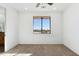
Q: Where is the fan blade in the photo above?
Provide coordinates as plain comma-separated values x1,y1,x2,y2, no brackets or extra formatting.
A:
48,3,53,6
36,3,40,7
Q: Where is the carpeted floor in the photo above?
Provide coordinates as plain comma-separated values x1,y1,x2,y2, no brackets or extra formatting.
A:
0,44,78,56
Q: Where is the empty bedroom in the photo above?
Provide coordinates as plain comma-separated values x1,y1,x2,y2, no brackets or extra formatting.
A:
0,3,79,56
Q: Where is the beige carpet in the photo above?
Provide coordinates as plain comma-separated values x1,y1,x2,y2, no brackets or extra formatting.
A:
0,44,78,56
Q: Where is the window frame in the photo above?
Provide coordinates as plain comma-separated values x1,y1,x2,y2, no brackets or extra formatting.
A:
33,16,51,34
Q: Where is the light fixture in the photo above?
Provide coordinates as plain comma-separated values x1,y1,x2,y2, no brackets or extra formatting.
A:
36,3,53,8
24,8,28,10
53,6,57,10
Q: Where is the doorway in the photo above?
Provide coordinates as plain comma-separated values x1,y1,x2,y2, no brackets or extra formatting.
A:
0,6,6,53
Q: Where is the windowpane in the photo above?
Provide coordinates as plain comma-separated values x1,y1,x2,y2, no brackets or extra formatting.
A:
42,18,51,34
33,16,51,34
42,19,50,30
33,18,41,33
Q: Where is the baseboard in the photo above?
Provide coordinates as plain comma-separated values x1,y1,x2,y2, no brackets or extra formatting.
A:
64,44,79,56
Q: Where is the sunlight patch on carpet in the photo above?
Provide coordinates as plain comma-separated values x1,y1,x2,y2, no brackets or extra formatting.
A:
0,53,32,56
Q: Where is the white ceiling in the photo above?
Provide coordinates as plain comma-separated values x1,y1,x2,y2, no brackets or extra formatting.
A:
2,3,71,12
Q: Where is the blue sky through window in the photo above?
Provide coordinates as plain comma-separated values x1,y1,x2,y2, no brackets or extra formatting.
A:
33,18,41,30
42,19,50,30
33,18,50,30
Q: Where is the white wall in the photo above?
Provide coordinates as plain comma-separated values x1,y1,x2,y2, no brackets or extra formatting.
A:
19,11,62,44
63,4,79,55
0,4,19,52
5,7,18,51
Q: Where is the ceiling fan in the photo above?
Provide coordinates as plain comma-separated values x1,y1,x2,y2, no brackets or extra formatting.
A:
36,3,53,8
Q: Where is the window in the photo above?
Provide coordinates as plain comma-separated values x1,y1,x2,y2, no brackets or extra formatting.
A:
33,16,51,34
